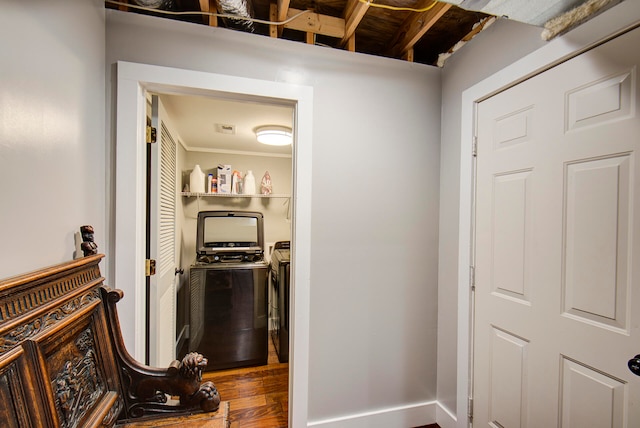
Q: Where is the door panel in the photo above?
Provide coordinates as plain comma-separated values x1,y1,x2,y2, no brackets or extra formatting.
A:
489,327,529,428
563,155,630,329
149,95,178,367
560,357,626,428
474,26,640,428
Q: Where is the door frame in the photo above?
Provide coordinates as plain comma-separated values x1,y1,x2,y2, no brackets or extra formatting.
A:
114,61,313,427
456,3,640,427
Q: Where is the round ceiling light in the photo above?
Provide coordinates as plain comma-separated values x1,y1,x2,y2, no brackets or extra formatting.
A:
255,125,292,146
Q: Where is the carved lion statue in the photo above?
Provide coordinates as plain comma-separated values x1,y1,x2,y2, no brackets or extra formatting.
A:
135,351,220,413
177,352,220,412
179,352,207,381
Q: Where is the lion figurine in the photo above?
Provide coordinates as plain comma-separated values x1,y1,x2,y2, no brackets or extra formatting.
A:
134,351,220,413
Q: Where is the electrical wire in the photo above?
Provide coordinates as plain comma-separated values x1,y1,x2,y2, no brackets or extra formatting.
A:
358,0,439,13
104,0,310,25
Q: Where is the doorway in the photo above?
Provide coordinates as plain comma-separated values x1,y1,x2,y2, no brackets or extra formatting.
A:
114,61,313,427
148,92,294,368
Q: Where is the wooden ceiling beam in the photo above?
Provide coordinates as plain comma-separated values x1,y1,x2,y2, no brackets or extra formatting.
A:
199,0,218,27
345,35,356,52
277,0,291,22
340,0,370,47
284,8,345,39
276,0,291,37
269,2,278,37
386,0,451,59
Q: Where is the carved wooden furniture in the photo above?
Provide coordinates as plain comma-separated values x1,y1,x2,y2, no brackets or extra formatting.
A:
0,254,229,427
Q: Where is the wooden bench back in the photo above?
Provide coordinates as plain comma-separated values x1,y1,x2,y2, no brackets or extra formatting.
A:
0,254,221,427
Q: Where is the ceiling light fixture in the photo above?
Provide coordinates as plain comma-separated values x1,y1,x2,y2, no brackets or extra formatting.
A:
255,125,292,146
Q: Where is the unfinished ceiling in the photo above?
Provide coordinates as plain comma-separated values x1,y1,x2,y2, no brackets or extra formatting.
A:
105,0,618,66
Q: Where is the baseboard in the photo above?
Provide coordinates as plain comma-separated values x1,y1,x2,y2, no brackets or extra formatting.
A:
435,402,457,428
307,401,437,428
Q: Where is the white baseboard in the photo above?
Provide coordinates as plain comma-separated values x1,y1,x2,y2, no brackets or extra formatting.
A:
307,401,437,428
435,402,457,428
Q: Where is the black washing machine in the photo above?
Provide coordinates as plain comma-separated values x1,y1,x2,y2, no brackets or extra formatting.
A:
189,261,268,371
188,211,268,371
270,241,290,363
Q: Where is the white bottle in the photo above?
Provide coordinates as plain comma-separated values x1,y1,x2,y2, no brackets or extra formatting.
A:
189,164,205,193
243,170,256,195
207,174,213,193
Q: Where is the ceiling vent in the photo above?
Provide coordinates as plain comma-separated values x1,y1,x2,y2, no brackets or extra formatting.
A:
216,124,236,135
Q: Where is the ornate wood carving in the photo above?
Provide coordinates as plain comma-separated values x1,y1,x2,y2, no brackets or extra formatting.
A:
0,252,224,427
101,287,221,420
80,225,98,257
53,329,105,428
0,289,100,355
0,263,102,325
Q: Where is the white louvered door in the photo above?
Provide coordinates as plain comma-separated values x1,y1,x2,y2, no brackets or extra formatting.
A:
473,26,640,427
149,95,178,367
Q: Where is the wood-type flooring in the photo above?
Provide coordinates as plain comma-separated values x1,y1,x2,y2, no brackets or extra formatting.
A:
203,339,289,428
202,340,440,428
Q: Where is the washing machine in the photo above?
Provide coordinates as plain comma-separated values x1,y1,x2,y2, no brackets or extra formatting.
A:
188,211,268,371
270,241,290,363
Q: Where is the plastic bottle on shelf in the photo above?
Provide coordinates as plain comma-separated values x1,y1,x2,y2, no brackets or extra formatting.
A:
189,164,205,193
207,174,213,193
244,170,256,195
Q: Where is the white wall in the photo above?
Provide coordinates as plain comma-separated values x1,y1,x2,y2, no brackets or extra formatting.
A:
106,11,442,426
0,0,105,278
436,19,546,417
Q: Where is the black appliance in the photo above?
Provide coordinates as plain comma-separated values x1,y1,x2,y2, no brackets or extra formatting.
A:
270,241,290,363
189,211,268,371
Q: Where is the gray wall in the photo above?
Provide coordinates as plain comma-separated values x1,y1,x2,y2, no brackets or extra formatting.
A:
0,0,105,278
105,11,442,423
436,18,553,416
4,1,634,426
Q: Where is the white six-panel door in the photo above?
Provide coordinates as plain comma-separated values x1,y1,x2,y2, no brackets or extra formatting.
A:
473,26,640,427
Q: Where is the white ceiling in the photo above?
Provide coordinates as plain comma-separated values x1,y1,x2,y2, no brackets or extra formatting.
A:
159,93,294,156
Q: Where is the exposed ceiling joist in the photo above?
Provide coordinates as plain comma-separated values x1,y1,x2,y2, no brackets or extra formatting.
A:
199,0,218,25
285,8,346,38
341,0,370,46
107,0,611,67
387,0,452,58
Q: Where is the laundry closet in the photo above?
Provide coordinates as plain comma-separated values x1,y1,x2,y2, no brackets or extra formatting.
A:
149,93,293,370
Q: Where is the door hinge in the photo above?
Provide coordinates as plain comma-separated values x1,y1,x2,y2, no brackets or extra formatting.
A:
146,126,157,144
470,265,476,291
468,397,474,422
145,259,156,276
472,136,478,157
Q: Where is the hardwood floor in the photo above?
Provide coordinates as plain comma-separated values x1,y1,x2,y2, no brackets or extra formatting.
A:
201,340,439,428
203,339,289,428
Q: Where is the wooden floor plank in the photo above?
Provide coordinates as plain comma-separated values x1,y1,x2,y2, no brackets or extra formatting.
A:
203,339,289,426
228,395,267,411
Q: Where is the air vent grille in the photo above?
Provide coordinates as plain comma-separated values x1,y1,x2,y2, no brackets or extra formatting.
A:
216,124,236,135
